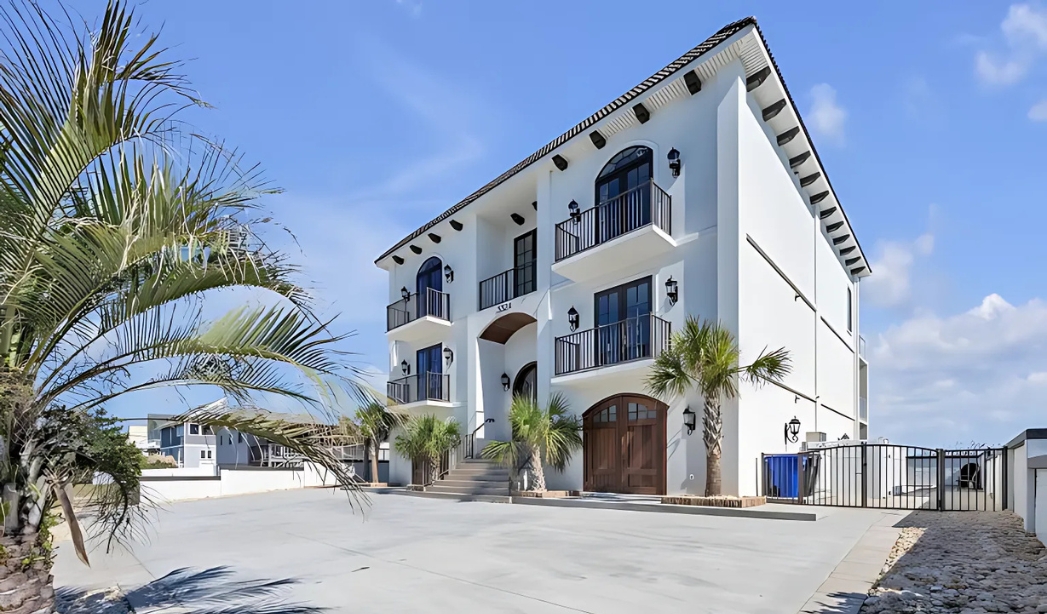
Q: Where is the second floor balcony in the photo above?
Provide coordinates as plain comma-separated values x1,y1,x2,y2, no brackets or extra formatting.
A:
554,314,671,378
387,372,452,408
553,181,674,282
386,287,451,338
478,262,537,311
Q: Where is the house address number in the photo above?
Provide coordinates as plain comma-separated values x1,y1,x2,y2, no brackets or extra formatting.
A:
497,302,512,312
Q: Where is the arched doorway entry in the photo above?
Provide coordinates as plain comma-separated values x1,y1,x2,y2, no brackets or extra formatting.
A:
513,362,537,402
583,393,666,495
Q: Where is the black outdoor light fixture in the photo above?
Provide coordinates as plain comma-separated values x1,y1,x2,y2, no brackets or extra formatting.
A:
401,360,410,376
568,200,580,221
443,347,453,366
400,286,410,301
444,264,454,283
567,306,579,331
785,416,801,444
682,406,696,435
665,276,678,305
501,373,511,391
667,148,681,177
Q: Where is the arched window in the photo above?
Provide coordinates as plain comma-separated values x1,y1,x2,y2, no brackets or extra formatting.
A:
595,147,653,239
512,362,538,402
416,256,442,297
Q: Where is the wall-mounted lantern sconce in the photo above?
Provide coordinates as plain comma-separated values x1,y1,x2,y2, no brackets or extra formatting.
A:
567,307,579,331
401,360,410,376
568,200,580,222
400,286,410,301
784,416,801,444
443,347,453,366
682,406,696,435
444,264,454,283
501,373,511,391
665,276,678,306
667,148,681,177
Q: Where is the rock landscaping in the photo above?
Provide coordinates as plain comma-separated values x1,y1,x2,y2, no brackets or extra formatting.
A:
661,495,766,508
861,511,1047,614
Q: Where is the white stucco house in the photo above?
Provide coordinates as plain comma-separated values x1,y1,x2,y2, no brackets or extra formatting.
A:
375,17,871,497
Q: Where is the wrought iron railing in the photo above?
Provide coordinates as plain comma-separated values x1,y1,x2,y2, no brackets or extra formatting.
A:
555,181,671,261
387,372,450,405
478,262,537,310
554,314,671,376
386,287,451,331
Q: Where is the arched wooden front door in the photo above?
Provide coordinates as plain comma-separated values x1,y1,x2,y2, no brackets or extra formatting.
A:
583,394,666,495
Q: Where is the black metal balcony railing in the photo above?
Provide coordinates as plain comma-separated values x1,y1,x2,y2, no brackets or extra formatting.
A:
387,372,450,405
386,287,451,331
554,314,671,376
478,262,537,310
555,181,672,262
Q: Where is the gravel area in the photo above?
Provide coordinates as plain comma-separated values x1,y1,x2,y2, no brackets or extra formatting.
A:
861,511,1047,613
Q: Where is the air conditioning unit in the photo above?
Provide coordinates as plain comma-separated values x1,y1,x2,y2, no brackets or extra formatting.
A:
805,431,827,443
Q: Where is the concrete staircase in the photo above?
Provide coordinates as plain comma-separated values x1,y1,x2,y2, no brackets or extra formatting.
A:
409,459,512,503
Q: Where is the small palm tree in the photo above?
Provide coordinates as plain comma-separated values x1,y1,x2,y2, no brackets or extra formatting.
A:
354,402,404,485
482,393,582,492
393,415,460,485
646,316,791,496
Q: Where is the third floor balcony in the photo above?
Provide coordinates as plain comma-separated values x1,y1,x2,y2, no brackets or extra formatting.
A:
386,287,451,340
553,181,674,282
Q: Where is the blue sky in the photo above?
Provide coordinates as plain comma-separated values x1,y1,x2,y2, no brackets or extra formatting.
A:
88,1,1047,447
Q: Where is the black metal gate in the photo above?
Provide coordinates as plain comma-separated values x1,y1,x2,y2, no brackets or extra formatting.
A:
761,443,1008,511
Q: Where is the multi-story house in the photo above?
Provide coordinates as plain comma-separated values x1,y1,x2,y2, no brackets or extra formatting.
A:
154,413,217,469
374,17,871,497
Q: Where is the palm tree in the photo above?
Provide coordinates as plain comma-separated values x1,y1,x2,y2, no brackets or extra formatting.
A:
481,393,582,492
0,2,368,609
393,415,460,486
646,317,791,496
354,402,404,485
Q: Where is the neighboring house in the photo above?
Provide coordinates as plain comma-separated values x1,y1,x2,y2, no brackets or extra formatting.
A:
127,424,160,455
156,414,218,469
374,18,871,497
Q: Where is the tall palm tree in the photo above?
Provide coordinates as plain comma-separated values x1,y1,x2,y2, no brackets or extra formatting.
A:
393,414,460,486
646,317,791,496
0,2,367,610
354,402,404,485
481,393,582,492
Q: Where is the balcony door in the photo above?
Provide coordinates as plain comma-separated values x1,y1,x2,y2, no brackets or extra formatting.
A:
595,146,652,242
514,230,536,298
416,344,443,401
416,257,443,318
595,277,651,366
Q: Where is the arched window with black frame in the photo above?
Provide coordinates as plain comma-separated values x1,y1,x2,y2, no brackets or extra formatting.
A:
416,256,443,318
595,146,653,243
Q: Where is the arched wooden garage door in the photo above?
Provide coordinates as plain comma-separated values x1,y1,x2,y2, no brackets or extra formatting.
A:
583,394,666,495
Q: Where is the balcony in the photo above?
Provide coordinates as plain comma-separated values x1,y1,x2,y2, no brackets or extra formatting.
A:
553,181,674,282
554,314,671,378
387,372,452,410
478,262,537,311
386,288,451,340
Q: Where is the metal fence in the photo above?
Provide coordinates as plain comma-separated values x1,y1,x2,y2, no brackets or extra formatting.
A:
762,443,1007,511
554,181,672,261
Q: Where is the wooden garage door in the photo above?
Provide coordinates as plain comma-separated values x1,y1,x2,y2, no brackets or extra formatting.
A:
583,394,666,495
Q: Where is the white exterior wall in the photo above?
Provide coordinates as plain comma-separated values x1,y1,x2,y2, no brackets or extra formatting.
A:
379,47,866,497
141,463,339,504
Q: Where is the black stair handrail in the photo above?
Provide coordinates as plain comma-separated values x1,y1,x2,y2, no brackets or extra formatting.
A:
435,418,496,482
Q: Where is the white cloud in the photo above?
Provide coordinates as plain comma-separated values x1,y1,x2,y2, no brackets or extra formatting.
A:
1029,98,1047,120
862,233,934,308
807,83,846,144
974,3,1047,86
871,294,1047,446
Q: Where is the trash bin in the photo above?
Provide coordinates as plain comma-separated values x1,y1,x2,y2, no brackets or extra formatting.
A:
764,454,800,498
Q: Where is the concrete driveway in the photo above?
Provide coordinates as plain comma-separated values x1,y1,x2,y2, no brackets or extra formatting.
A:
54,489,897,614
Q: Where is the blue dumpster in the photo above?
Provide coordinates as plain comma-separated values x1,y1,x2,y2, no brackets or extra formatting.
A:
764,454,801,498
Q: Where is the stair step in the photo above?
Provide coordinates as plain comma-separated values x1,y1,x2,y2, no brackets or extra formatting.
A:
435,479,507,489
396,490,512,504
426,484,509,495
445,468,509,477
